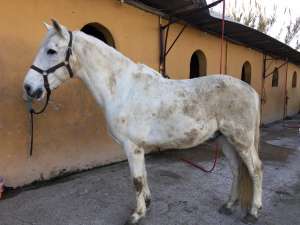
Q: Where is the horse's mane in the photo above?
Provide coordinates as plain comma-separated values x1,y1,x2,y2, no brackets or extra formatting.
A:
76,31,133,64
76,31,163,79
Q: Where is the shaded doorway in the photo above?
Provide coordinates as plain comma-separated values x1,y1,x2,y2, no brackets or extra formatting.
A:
81,23,115,48
241,61,251,84
190,50,207,79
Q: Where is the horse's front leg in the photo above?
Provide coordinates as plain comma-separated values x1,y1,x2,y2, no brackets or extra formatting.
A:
123,141,151,225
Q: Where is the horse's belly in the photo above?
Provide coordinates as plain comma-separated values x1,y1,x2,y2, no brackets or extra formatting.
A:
140,119,218,150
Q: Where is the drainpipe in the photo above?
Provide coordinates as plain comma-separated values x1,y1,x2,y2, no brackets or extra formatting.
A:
159,17,166,75
159,17,185,78
283,59,289,119
260,54,267,125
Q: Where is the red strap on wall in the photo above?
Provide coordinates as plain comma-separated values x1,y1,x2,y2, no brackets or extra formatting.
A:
219,0,226,74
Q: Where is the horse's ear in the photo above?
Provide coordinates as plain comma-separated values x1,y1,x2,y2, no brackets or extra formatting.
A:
51,19,62,33
51,19,68,39
43,22,52,31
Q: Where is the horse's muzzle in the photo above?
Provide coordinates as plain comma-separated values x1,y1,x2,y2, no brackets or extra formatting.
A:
24,84,43,99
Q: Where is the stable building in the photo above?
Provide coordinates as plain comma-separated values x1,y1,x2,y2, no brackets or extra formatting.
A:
0,0,299,187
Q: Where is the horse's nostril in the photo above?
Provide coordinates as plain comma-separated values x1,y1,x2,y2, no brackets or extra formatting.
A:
24,85,43,99
35,88,43,99
24,84,31,95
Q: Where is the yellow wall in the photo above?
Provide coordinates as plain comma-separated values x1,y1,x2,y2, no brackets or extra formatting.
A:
261,59,300,123
166,24,223,77
262,59,286,122
287,64,300,116
226,42,263,95
0,0,299,187
0,0,159,187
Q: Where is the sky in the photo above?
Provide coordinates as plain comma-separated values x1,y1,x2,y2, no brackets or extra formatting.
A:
206,0,300,50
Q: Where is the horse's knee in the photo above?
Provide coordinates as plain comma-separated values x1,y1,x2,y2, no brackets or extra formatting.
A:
133,177,144,195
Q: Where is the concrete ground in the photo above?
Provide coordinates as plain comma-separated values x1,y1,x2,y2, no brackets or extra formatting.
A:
1,115,300,225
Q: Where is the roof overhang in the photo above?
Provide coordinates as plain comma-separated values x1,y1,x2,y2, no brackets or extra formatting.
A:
126,0,300,65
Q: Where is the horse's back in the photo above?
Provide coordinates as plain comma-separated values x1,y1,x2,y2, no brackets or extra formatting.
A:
163,74,259,111
186,74,260,111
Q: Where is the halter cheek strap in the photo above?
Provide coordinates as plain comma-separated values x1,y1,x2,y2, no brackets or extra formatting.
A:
28,30,74,156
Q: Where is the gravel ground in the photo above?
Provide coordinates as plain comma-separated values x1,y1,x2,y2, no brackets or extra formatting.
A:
0,115,299,225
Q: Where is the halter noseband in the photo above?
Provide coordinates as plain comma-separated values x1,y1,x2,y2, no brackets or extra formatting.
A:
29,30,74,114
27,30,74,157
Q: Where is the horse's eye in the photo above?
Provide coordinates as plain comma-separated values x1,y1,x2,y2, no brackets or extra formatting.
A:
47,49,57,55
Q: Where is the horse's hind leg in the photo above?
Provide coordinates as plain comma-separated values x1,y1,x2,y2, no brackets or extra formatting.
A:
123,141,151,225
218,136,239,215
238,145,263,223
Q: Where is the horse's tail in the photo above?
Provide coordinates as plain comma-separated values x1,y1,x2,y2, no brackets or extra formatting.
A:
238,98,260,209
238,161,253,209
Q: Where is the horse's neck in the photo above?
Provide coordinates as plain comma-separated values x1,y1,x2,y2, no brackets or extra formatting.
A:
73,31,135,108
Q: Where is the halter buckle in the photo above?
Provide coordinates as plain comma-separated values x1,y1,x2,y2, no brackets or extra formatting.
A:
43,71,47,76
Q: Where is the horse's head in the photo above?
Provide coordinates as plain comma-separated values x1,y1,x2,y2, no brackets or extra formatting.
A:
23,20,74,100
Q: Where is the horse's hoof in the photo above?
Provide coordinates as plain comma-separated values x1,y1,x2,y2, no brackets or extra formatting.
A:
145,198,151,208
124,214,143,225
124,221,138,225
218,204,233,215
242,213,258,224
124,218,139,225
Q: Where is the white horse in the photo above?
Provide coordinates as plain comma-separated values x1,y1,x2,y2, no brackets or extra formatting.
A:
23,20,263,225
